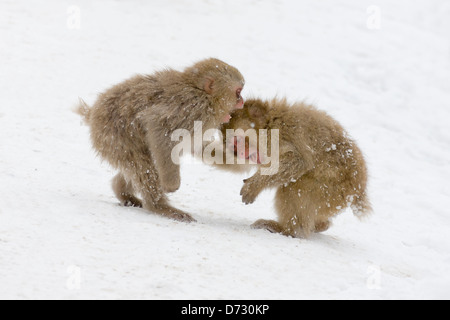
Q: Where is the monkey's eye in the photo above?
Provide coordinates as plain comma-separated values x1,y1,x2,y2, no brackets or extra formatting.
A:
236,88,242,99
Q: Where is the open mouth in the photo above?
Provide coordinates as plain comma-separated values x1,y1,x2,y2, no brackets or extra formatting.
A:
233,137,261,164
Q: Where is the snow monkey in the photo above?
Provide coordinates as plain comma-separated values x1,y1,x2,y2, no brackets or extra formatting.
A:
221,98,372,238
76,58,245,223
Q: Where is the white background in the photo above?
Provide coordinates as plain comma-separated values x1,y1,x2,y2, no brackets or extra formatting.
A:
1,0,449,299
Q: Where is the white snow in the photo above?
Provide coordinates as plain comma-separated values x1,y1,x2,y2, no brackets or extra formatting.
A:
1,0,450,300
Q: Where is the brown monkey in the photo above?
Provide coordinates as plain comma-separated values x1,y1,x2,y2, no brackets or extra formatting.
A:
76,58,245,222
221,98,371,238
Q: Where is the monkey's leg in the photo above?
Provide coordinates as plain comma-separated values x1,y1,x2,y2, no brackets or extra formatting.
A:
158,162,181,194
112,173,143,208
145,122,181,193
249,185,306,238
150,201,196,223
131,161,196,223
274,186,317,238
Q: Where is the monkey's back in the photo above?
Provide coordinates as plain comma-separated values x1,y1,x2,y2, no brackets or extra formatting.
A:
271,100,370,217
86,75,163,169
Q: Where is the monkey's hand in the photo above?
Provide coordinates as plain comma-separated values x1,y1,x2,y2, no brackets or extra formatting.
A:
240,176,263,205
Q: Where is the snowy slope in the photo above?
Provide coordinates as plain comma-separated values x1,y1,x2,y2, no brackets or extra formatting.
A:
1,0,450,299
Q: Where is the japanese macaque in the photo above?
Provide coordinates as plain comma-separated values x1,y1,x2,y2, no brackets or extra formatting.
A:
221,98,371,238
76,58,245,222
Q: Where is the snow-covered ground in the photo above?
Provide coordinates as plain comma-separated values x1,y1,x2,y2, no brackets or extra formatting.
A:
1,0,450,300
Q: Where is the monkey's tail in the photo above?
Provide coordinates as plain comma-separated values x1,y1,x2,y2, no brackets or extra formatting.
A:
351,193,373,220
73,98,91,124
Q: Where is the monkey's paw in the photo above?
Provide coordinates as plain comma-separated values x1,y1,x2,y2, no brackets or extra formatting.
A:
251,219,284,234
171,212,196,223
240,179,261,205
123,197,143,208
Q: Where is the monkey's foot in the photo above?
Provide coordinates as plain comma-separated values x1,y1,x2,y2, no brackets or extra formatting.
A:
153,205,196,223
251,219,284,234
167,211,196,223
122,197,143,208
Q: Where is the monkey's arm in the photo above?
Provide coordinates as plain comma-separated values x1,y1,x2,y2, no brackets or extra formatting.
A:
240,150,313,205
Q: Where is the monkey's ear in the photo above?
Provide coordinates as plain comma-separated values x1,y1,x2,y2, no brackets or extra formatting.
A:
204,77,215,94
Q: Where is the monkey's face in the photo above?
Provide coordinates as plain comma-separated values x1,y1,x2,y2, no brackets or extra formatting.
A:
211,80,245,124
227,134,261,164
221,99,270,164
192,58,245,125
186,58,245,125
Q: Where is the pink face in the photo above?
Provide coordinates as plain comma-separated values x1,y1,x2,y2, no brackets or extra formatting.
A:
228,136,261,164
222,87,244,123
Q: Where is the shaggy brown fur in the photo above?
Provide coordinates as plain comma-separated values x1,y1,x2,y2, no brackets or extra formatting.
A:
76,58,245,222
222,98,372,238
